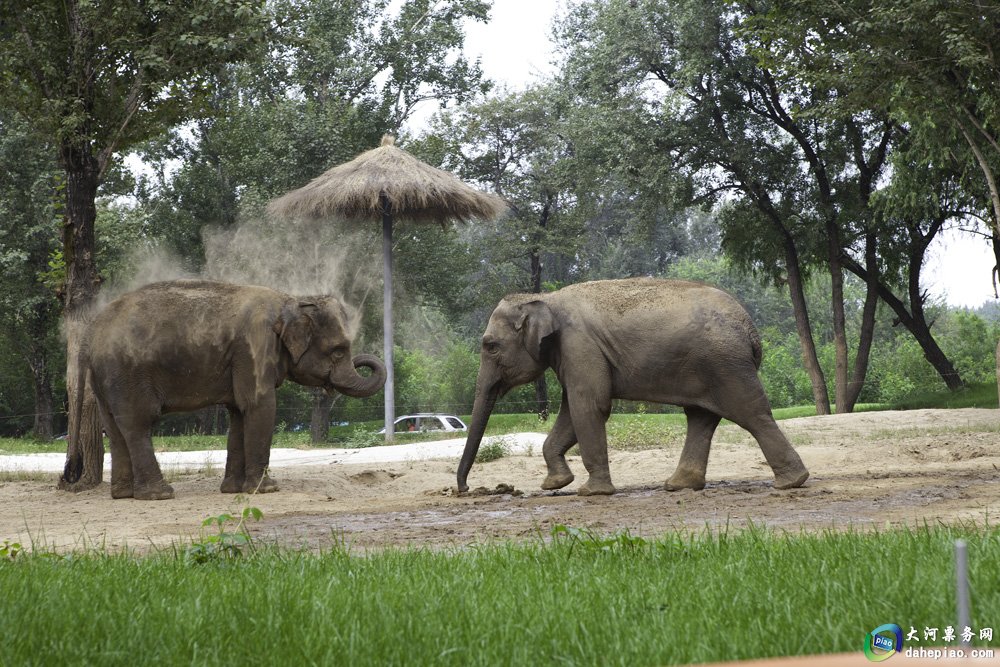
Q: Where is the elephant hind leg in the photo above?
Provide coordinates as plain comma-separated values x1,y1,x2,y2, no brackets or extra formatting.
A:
113,408,174,500
99,402,134,499
666,406,721,491
714,369,809,490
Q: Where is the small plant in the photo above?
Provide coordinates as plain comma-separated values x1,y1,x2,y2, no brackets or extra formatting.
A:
184,500,263,565
345,429,383,449
550,524,649,557
0,539,22,561
475,437,511,463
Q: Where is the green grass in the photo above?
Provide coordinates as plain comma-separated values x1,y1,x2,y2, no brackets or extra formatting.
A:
1,524,998,665
893,381,997,410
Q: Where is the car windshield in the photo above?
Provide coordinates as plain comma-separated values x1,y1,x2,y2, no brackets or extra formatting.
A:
446,418,464,428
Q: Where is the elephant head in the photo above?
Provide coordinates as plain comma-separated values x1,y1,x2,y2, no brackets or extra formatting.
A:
457,298,556,491
275,296,386,398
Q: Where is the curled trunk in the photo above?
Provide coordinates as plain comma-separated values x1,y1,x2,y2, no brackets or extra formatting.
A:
331,354,386,398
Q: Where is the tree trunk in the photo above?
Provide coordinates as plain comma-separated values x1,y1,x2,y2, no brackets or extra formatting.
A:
827,225,851,413
310,389,335,444
843,232,880,412
27,344,55,440
783,240,831,415
529,200,551,421
842,255,964,391
57,144,105,492
530,249,549,420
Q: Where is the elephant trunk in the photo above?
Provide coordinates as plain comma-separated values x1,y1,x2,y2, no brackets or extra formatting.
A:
331,354,387,398
457,378,501,493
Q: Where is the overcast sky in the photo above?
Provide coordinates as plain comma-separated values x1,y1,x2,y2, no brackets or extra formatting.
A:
452,1,994,309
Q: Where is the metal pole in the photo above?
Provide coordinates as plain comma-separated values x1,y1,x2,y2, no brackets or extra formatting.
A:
382,205,395,442
956,539,970,648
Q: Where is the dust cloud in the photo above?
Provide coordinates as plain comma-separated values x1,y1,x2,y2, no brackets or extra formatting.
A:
103,217,381,338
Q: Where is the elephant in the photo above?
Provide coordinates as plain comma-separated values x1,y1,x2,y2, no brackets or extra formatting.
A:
457,278,809,496
70,280,386,500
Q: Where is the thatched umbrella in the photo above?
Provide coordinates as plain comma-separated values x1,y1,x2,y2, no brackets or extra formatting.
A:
268,135,507,439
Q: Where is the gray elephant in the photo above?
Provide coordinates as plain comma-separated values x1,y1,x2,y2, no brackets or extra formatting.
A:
70,280,386,500
457,278,809,495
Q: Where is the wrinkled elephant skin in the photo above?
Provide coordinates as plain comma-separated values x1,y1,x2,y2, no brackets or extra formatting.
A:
78,280,386,499
457,278,809,496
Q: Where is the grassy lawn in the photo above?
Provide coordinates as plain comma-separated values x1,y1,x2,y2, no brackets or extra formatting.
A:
1,524,997,665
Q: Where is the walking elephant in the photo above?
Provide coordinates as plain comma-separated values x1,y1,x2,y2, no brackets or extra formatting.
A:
71,280,386,500
457,278,809,495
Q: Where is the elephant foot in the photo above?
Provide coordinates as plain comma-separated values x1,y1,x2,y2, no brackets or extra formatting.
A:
243,475,279,494
220,476,245,494
773,466,809,490
133,480,175,501
111,482,134,499
541,472,574,490
664,470,706,491
578,477,616,496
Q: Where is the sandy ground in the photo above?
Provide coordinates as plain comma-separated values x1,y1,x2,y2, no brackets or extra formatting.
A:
2,408,999,553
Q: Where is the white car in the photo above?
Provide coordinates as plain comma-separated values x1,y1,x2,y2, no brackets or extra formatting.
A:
379,414,468,434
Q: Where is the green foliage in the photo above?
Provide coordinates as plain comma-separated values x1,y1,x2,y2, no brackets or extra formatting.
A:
0,540,22,561
473,437,510,463
0,0,271,152
343,429,385,449
184,504,263,565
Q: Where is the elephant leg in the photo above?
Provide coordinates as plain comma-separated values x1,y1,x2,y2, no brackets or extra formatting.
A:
220,407,245,493
541,391,578,490
567,387,615,496
240,394,279,494
665,406,721,491
101,408,134,499
716,369,809,490
114,410,174,500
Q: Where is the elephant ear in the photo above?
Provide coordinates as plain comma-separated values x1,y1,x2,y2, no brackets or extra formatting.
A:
514,300,557,362
274,300,318,364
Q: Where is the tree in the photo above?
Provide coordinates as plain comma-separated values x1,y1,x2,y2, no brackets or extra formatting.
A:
0,112,63,439
758,0,1000,246
0,0,270,489
427,86,588,416
554,0,964,412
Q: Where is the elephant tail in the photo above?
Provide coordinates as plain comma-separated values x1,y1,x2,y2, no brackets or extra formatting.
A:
747,319,763,370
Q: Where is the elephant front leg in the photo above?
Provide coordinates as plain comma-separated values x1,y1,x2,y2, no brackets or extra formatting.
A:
240,395,279,494
567,387,616,496
541,392,577,490
221,407,246,493
665,406,721,491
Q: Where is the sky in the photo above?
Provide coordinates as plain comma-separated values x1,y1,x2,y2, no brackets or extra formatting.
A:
453,0,996,309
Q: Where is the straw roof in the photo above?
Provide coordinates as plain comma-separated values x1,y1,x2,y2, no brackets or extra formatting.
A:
267,135,508,225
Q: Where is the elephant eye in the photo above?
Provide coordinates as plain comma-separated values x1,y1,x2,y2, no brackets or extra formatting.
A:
330,347,347,360
484,341,500,354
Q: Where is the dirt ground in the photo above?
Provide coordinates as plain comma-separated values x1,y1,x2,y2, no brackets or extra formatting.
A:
2,408,1000,553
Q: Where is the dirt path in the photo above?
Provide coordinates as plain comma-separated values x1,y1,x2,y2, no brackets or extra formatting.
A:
2,408,998,553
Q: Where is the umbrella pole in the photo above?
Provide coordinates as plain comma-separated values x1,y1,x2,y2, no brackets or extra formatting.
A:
382,206,395,442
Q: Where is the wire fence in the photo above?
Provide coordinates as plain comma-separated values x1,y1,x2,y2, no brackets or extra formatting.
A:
0,398,569,438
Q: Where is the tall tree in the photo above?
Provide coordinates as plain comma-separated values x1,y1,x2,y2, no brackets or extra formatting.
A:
428,86,587,416
554,0,964,412
0,0,269,490
758,0,1000,251
0,112,63,439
